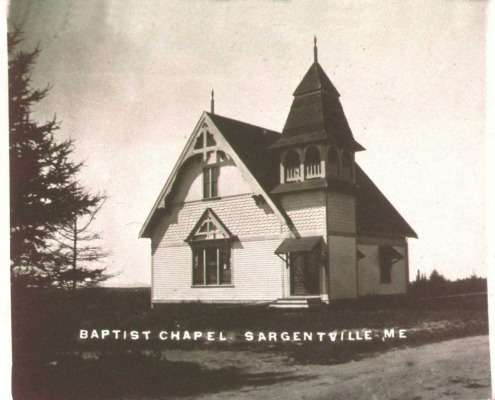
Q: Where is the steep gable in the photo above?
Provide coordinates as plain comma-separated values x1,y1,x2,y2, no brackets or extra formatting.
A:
185,208,235,242
139,112,291,238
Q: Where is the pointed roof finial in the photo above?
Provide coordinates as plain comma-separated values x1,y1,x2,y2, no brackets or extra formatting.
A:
314,36,318,63
211,89,215,114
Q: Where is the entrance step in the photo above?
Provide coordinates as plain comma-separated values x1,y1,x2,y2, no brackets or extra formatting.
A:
269,297,323,309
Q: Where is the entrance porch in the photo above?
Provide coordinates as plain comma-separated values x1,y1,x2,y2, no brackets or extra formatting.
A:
274,236,328,307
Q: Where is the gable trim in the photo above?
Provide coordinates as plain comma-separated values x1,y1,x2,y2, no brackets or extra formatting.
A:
139,113,210,238
140,112,293,238
185,208,234,242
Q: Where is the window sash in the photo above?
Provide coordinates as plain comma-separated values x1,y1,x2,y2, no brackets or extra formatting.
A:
192,249,204,285
203,167,219,199
379,246,393,284
380,264,392,284
211,167,219,197
192,244,231,286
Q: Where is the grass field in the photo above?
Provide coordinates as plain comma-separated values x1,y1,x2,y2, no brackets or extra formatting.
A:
11,287,489,399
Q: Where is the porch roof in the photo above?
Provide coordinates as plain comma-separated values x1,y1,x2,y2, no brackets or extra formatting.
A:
274,236,323,254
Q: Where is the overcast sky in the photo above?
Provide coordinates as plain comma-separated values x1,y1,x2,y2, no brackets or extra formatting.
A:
8,0,487,284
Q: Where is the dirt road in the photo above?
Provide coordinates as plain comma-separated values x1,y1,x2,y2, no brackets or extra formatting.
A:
167,335,491,400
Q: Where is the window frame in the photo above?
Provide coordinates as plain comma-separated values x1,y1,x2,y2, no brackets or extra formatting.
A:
203,166,219,199
378,245,402,284
379,254,392,284
187,208,234,287
304,146,322,179
191,241,233,287
284,150,301,182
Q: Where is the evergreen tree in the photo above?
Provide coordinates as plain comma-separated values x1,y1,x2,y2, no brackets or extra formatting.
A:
47,198,112,290
9,29,102,284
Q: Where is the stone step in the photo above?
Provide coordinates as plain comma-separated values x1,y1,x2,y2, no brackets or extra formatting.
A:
270,303,310,309
269,297,323,308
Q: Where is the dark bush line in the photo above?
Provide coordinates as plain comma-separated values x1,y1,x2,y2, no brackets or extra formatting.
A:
409,269,487,298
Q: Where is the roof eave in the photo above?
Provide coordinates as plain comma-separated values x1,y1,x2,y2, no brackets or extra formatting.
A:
357,228,418,239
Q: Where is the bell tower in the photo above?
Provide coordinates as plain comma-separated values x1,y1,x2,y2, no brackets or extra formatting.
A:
271,37,364,186
271,38,365,300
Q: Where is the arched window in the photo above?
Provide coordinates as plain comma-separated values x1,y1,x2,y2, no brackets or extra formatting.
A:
304,146,321,179
342,151,353,179
327,147,339,177
285,150,301,182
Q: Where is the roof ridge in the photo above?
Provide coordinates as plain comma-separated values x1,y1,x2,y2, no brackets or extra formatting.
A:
206,112,281,135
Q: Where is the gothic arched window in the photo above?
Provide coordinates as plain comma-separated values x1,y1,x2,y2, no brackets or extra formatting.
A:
304,146,321,179
285,150,301,182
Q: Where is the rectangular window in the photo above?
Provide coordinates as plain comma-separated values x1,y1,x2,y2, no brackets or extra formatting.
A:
379,246,392,284
192,245,231,286
205,247,218,285
192,248,204,285
219,246,231,284
203,167,219,199
211,167,219,198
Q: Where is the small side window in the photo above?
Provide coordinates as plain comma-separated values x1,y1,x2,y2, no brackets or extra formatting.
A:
379,246,404,284
203,167,219,199
379,249,392,284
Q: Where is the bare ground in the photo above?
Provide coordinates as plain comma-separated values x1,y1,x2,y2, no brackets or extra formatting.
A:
161,335,492,400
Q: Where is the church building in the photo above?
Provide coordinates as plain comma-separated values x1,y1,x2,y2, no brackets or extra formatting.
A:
139,41,417,307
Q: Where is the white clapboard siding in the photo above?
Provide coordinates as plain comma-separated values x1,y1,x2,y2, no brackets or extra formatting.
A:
152,239,284,302
283,262,290,297
357,244,407,295
328,235,357,299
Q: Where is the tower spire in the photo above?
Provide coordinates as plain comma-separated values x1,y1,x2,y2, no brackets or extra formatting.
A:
211,89,215,114
313,36,318,63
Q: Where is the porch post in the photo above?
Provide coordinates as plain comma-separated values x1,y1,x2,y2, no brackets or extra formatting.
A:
320,252,329,303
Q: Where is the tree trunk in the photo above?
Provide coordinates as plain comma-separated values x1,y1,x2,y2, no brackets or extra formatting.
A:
72,218,77,290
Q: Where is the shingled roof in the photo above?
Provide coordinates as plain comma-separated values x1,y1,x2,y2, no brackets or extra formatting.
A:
272,61,364,151
355,165,417,238
293,62,340,97
207,112,281,193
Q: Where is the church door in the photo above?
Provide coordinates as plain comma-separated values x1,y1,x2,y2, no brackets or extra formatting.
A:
289,252,320,295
